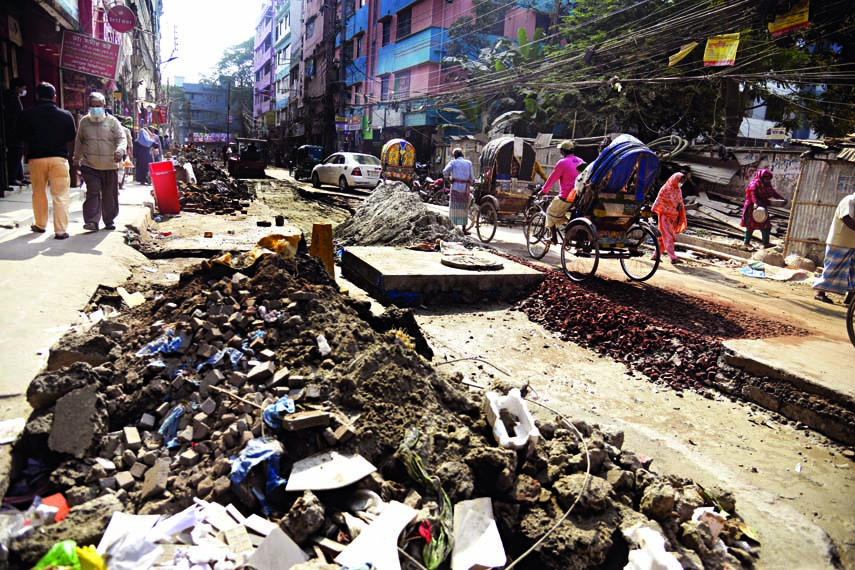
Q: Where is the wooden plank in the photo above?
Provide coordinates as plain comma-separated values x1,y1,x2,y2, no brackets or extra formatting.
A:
697,205,745,233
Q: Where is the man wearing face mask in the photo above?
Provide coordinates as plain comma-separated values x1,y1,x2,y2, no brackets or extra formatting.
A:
3,78,28,186
73,92,126,231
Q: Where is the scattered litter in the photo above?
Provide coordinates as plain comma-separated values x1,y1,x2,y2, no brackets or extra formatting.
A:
485,387,540,450
335,501,417,570
286,451,376,492
141,266,158,273
0,418,26,445
623,524,682,570
451,498,506,570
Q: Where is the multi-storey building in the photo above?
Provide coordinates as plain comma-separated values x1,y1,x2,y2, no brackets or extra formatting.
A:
259,0,550,158
273,0,292,131
171,79,230,150
252,0,276,136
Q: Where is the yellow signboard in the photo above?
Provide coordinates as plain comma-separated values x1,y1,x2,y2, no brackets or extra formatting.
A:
703,34,740,67
668,42,698,67
768,0,809,37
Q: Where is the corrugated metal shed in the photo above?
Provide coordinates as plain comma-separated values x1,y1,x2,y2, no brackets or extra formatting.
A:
673,159,739,186
837,148,855,163
785,159,855,264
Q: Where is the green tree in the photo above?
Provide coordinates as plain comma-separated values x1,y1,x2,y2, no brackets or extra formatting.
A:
200,38,255,137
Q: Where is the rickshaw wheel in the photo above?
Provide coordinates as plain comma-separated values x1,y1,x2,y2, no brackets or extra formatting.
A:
847,296,855,349
560,221,599,282
620,225,660,282
476,202,498,243
525,212,551,259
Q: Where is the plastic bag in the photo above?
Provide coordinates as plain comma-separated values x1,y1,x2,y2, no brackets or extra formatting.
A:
262,397,295,429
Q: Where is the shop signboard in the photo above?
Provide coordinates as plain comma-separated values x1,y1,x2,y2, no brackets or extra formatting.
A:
106,5,137,33
59,31,120,79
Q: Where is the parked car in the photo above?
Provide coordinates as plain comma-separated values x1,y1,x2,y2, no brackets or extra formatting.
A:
311,152,382,191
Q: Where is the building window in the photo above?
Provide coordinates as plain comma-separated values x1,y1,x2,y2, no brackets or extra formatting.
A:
393,70,409,99
344,41,353,64
306,18,315,38
380,75,390,101
396,8,411,40
381,21,391,46
306,57,316,79
354,83,362,105
356,35,364,58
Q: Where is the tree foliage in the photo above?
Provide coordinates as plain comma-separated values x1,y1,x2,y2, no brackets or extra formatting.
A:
201,38,254,88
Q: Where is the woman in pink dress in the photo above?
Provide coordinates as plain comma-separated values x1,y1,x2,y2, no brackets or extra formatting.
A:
652,172,688,264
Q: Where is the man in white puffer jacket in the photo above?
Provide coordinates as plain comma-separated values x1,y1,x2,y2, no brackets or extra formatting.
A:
73,92,126,231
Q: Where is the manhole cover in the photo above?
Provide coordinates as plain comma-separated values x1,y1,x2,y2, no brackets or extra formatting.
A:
440,254,504,271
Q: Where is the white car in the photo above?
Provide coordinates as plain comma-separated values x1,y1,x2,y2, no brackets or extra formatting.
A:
311,152,382,191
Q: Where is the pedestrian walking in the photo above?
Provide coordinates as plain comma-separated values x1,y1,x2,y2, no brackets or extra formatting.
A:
73,92,126,232
541,140,586,243
134,125,158,184
813,192,855,305
740,168,784,250
3,77,28,186
118,117,134,189
442,147,474,235
14,82,76,239
652,172,688,264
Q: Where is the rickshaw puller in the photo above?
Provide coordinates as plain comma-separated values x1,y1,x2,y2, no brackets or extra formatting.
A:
542,140,586,243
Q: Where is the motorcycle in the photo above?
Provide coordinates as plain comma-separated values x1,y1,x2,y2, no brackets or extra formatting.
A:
414,176,450,205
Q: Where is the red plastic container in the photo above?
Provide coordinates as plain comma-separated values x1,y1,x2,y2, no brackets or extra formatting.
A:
150,160,174,174
151,167,180,214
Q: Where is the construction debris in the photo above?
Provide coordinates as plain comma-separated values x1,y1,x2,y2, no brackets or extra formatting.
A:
4,244,761,568
685,190,789,242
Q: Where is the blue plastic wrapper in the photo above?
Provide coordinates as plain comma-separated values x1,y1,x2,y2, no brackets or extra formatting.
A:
230,438,286,513
195,347,244,372
262,397,295,429
135,330,190,357
158,406,185,448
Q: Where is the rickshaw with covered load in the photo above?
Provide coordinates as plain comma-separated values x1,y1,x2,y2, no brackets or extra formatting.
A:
525,134,662,282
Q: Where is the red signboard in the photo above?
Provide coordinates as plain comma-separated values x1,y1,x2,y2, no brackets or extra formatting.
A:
106,5,136,33
59,31,120,79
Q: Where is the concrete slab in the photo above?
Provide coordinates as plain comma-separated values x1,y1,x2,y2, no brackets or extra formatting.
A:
341,246,544,306
723,337,855,405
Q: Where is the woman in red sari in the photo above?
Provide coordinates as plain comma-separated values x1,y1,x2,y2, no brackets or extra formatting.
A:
652,172,687,264
741,168,784,249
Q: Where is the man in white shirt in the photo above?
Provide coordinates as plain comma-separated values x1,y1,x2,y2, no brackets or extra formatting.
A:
813,192,855,304
442,147,474,235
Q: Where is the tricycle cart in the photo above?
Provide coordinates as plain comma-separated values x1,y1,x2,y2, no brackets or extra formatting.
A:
525,134,662,282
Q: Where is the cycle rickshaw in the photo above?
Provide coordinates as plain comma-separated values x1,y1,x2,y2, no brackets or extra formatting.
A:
525,134,663,282
472,136,545,242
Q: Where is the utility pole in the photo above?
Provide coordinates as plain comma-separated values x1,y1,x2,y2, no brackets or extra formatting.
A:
339,0,349,150
226,79,231,144
323,0,337,152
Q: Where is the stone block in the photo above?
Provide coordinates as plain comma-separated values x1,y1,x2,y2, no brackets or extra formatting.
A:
204,369,225,386
267,367,290,388
142,460,170,500
287,375,305,389
115,471,135,490
247,362,275,383
258,348,275,361
193,421,211,441
139,413,156,430
228,372,248,388
48,385,107,458
201,398,217,415
281,411,330,431
179,449,200,467
99,477,117,490
123,427,141,451
130,462,148,480
333,425,356,443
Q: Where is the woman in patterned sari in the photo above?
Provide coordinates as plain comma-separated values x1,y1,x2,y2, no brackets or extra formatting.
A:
652,172,687,264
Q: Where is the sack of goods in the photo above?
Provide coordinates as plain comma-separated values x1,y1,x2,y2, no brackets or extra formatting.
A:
752,206,768,223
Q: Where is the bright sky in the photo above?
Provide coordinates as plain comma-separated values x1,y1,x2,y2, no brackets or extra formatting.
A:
159,0,266,83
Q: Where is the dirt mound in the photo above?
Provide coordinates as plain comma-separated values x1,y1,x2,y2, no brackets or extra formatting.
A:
7,252,759,569
334,184,461,247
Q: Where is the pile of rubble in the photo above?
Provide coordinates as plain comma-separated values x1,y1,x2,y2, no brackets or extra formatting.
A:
515,268,806,392
685,191,789,242
334,184,464,248
4,249,760,569
177,177,255,216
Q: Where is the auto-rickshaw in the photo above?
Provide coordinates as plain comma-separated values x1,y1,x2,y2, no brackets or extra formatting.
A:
292,145,325,181
380,138,416,186
227,137,267,179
